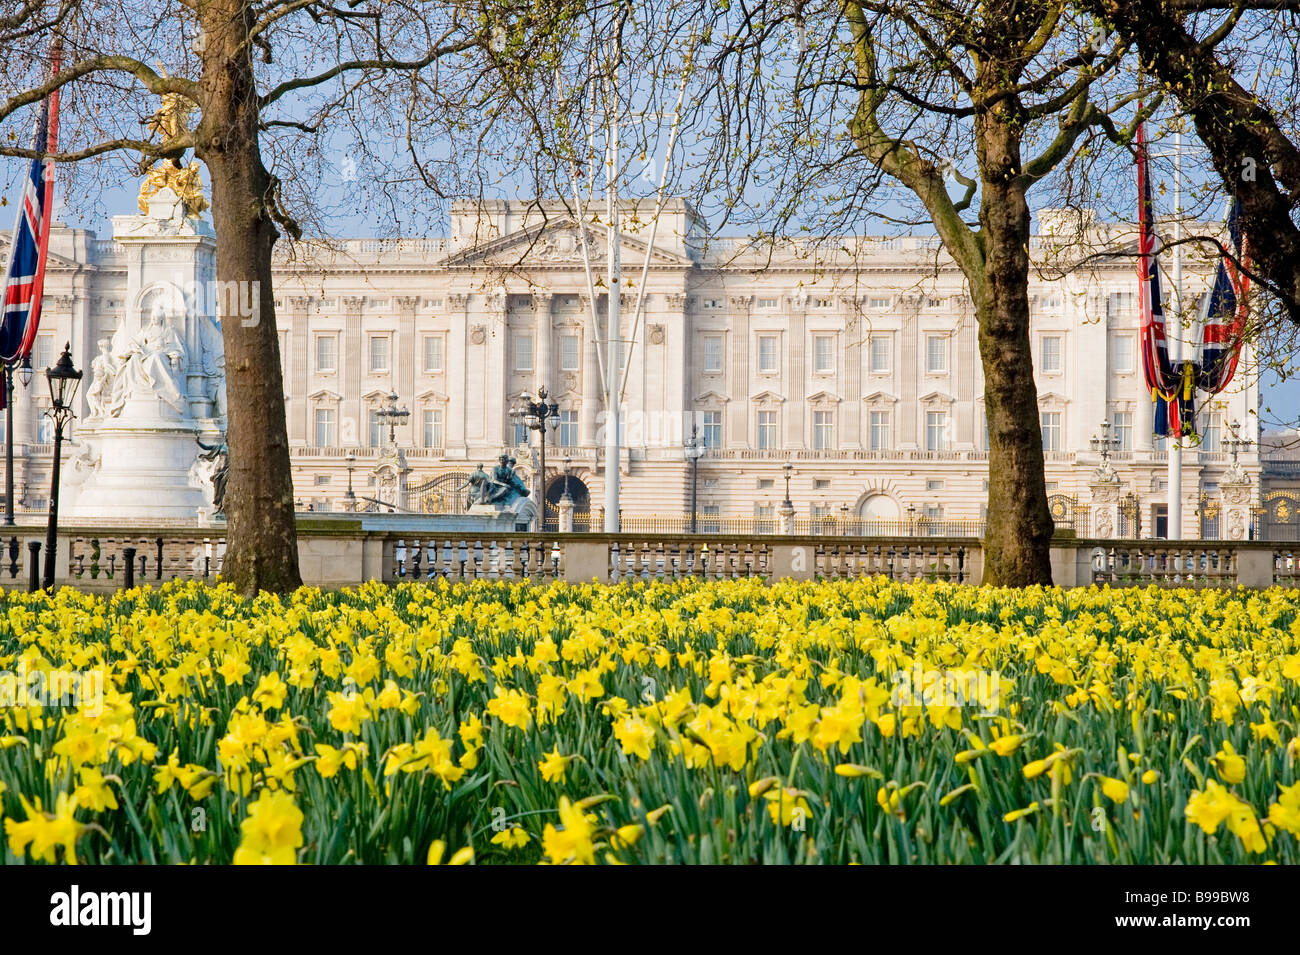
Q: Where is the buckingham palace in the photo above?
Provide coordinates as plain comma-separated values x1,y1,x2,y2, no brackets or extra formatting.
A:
8,196,1292,539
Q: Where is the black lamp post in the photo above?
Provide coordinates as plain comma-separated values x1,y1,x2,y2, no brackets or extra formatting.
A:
511,385,561,513
42,343,81,589
3,356,32,527
684,423,705,533
907,503,917,537
1089,419,1120,466
782,460,793,508
344,452,357,511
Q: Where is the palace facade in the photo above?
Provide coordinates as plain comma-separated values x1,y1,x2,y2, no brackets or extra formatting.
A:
7,198,1284,538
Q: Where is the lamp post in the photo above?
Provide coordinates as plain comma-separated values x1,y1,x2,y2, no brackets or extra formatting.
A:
1089,420,1120,467
839,501,850,536
511,385,561,519
907,503,917,537
684,423,705,533
41,344,81,589
344,452,357,511
375,391,410,447
1225,419,1252,464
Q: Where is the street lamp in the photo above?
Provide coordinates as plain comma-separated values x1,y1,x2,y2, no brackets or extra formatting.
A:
511,385,561,516
42,343,81,589
1090,420,1120,466
375,391,410,446
782,460,793,507
1225,419,1252,464
344,452,357,511
907,503,917,537
684,423,705,533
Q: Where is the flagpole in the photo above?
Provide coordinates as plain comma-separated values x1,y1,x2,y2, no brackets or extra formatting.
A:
1167,124,1183,541
603,35,622,533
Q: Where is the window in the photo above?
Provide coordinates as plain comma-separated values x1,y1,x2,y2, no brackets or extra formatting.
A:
814,479,831,490
314,474,331,486
925,335,947,373
757,410,777,450
926,411,949,451
316,335,337,372
423,335,444,373
559,334,580,371
701,411,722,448
36,410,54,444
813,297,833,309
314,408,336,446
368,409,385,447
758,336,780,374
368,335,390,373
1040,336,1062,373
754,504,775,533
1114,412,1133,451
813,410,834,450
869,411,891,451
1108,291,1135,314
700,504,721,533
869,337,891,374
757,479,774,489
514,332,534,372
422,409,444,448
868,297,891,309
703,297,723,309
558,410,578,447
35,337,54,372
927,480,945,491
368,298,389,309
1202,413,1222,452
758,298,778,309
1112,335,1135,373
422,297,442,308
978,407,989,451
1040,411,1062,452
813,335,835,374
703,335,723,373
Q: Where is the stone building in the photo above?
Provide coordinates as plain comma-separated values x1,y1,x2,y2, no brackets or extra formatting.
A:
3,197,1280,538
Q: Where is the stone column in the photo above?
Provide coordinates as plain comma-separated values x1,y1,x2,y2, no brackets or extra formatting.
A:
287,296,310,444
728,295,752,449
1089,473,1122,539
447,292,468,455
842,295,863,449
341,296,365,448
396,295,418,406
485,289,508,448
956,299,977,446
580,293,600,446
899,296,919,447
558,492,574,532
533,289,553,393
785,294,806,449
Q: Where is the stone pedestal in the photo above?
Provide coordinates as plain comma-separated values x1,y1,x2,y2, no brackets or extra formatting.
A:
558,493,575,532
1089,477,1122,539
65,416,208,521
779,501,795,535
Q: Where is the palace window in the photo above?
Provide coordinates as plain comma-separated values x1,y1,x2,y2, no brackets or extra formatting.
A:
869,411,891,451
1114,411,1133,451
316,335,337,372
700,411,722,448
558,410,578,447
813,410,834,450
925,335,947,373
757,335,780,374
869,336,891,374
1040,411,1062,452
1040,335,1063,373
757,410,778,450
368,335,390,373
926,411,949,451
422,409,444,449
368,409,385,447
559,334,580,371
514,332,534,372
314,408,336,447
1112,334,1135,373
813,335,835,375
703,335,723,373
423,335,445,373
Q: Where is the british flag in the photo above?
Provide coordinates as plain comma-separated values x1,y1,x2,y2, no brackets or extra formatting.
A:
1,48,60,411
1196,199,1250,396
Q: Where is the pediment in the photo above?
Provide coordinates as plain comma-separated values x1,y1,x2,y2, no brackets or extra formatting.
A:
750,389,786,403
416,388,449,403
918,389,956,404
694,389,730,404
862,390,898,404
0,234,82,271
1038,390,1070,406
807,390,842,405
308,388,342,401
443,217,693,269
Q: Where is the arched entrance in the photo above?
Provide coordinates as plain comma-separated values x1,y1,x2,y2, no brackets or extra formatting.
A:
857,493,901,536
545,474,592,532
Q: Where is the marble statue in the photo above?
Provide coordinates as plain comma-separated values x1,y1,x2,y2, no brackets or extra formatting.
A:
197,313,226,418
110,301,188,416
194,437,229,512
85,339,119,419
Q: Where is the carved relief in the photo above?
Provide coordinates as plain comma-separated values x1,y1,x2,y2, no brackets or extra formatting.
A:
666,293,687,310
341,296,365,310
648,324,666,345
469,325,487,345
395,295,420,310
448,292,469,309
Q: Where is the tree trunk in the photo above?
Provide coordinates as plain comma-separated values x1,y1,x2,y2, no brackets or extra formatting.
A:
196,1,302,595
973,107,1054,585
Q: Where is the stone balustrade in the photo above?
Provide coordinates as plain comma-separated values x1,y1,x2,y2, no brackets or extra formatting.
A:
0,522,1297,592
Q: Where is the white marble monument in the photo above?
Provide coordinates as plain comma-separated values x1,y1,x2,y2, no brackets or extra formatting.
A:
63,185,226,522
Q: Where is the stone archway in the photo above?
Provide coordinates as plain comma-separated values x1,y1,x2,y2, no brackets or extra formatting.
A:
857,493,901,536
545,473,591,532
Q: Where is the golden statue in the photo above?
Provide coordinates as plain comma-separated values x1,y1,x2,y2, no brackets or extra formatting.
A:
137,87,210,217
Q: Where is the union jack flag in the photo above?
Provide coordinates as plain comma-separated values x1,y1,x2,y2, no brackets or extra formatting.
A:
1196,199,1250,396
1,45,61,409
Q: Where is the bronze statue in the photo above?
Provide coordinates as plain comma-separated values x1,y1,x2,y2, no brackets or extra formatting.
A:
196,437,229,513
466,454,530,508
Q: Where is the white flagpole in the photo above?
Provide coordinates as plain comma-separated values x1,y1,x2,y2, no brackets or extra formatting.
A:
1167,124,1183,540
603,38,622,532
